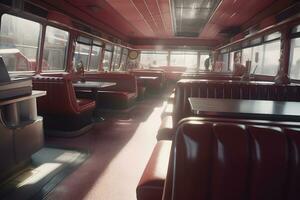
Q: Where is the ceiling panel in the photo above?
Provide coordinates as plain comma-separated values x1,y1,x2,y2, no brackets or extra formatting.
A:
28,0,291,47
199,0,278,39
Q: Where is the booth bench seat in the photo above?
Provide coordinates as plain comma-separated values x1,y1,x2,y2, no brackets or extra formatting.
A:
32,75,95,134
130,70,166,91
77,72,138,109
138,117,300,200
158,79,300,140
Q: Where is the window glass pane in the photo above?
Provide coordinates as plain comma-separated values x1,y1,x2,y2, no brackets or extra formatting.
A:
241,47,252,66
251,45,263,74
229,52,235,71
118,48,128,71
217,53,229,71
140,51,168,68
112,46,121,70
73,42,90,69
199,54,209,70
43,26,69,71
289,38,300,79
103,50,112,71
0,14,41,71
170,51,198,70
260,40,280,76
89,45,102,71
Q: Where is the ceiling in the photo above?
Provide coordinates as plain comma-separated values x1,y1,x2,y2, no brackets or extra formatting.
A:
28,0,288,48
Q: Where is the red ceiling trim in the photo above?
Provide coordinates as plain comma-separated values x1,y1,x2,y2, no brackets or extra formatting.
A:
155,0,167,33
129,0,155,35
144,0,160,32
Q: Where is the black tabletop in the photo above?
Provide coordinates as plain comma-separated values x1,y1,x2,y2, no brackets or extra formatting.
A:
188,97,300,121
73,81,116,89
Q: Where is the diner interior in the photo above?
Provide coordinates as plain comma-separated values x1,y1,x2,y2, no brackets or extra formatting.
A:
0,0,300,199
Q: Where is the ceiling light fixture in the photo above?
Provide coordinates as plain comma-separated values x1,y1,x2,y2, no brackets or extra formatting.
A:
172,0,221,37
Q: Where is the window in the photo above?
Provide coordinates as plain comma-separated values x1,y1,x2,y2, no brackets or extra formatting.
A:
118,48,128,71
111,46,121,70
219,53,229,71
289,37,300,79
241,47,252,66
140,51,168,68
260,40,280,76
103,44,113,71
199,53,209,70
229,52,235,71
228,34,280,76
73,37,102,71
170,51,198,70
0,14,41,72
89,45,102,71
43,26,69,71
74,42,90,69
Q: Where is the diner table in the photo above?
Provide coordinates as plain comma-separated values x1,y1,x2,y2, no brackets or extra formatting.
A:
188,97,300,122
73,81,116,91
73,81,116,120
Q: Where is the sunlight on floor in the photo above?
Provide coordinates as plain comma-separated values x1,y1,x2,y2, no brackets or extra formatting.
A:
82,101,166,200
16,163,62,188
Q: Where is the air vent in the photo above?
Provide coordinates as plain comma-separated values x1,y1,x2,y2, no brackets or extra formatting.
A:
24,2,48,18
0,0,13,7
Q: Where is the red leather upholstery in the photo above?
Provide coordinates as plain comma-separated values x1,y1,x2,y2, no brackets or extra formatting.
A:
159,79,300,140
79,72,138,109
85,72,137,92
152,66,186,81
173,79,300,126
32,75,95,132
137,141,172,200
33,75,95,115
130,70,165,90
181,72,241,80
162,119,300,200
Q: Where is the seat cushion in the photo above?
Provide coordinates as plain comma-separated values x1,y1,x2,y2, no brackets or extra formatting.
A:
160,103,173,119
157,116,174,140
137,141,172,200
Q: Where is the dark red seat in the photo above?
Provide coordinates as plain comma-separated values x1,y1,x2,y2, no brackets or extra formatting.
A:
78,72,138,109
138,117,300,200
162,119,300,200
155,66,187,81
130,70,165,91
158,79,300,140
32,75,95,132
136,141,172,200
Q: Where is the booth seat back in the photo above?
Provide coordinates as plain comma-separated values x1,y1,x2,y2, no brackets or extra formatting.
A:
173,79,300,125
32,76,81,115
130,70,166,85
163,119,300,200
84,72,137,93
180,72,241,80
